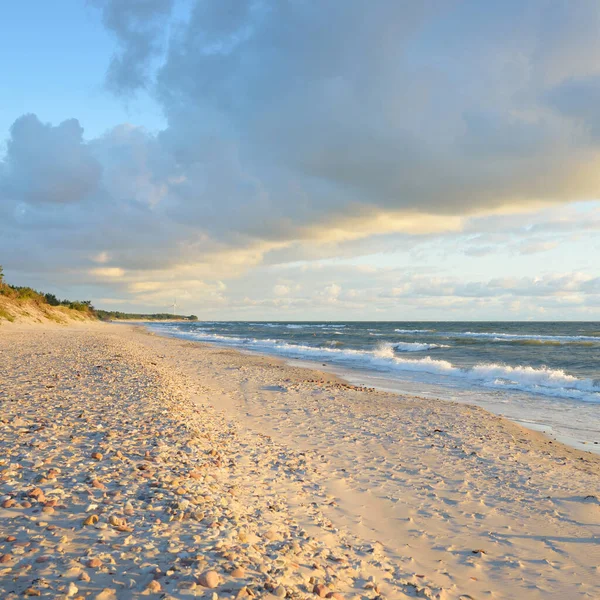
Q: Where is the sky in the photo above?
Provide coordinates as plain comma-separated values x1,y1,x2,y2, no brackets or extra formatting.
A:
1,0,600,321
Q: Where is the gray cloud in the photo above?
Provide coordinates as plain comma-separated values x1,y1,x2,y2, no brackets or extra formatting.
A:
91,0,174,94
2,1,600,316
546,76,600,139
1,115,101,205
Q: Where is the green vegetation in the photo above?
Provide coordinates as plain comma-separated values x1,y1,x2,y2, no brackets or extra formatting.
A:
0,264,198,322
95,310,198,321
0,307,15,322
0,264,97,317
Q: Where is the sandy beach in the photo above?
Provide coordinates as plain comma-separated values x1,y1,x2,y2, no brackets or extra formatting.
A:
1,323,599,600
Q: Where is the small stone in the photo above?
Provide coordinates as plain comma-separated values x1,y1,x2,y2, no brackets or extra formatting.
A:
231,567,245,578
313,584,328,598
87,558,103,568
146,580,161,593
0,554,13,563
326,594,344,600
91,452,103,460
83,514,99,526
198,570,220,588
28,487,45,499
2,498,16,508
109,515,125,527
79,571,91,582
66,583,79,598
274,585,287,598
24,588,41,597
42,506,55,514
5,536,16,542
21,501,32,508
91,479,106,490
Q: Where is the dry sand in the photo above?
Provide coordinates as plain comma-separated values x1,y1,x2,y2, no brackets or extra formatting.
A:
1,323,598,600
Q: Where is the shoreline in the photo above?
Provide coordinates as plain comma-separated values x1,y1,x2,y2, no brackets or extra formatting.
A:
1,322,599,599
138,324,600,598
144,325,600,456
290,359,600,456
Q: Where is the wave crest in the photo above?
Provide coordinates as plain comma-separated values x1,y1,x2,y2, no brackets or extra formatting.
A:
149,325,600,403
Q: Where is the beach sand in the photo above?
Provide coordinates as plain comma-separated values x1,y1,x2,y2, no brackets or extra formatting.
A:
1,323,598,599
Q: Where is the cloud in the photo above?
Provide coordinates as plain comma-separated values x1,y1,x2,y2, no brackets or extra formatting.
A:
90,267,125,278
273,284,290,297
1,115,101,204
518,240,559,255
2,1,600,317
91,0,174,94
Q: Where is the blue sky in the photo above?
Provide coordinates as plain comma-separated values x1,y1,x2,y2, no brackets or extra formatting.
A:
0,2,165,140
1,1,600,320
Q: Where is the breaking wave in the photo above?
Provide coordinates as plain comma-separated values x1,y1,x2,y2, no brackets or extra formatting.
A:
392,342,449,352
444,331,600,344
148,326,600,403
394,328,434,333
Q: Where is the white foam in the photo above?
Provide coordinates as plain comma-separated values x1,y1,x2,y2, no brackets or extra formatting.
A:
448,331,600,343
392,342,449,352
149,326,600,403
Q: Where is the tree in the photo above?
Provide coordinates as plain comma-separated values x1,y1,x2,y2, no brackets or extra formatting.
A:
44,293,60,306
0,265,4,283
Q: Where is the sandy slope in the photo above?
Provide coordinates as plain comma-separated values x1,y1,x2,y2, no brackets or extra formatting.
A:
0,296,95,326
1,323,599,600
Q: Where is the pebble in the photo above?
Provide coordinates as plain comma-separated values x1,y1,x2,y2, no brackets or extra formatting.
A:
198,570,220,588
87,558,103,568
0,327,419,600
83,514,99,526
146,580,161,593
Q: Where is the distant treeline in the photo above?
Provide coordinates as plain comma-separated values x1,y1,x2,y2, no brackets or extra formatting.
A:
96,310,198,321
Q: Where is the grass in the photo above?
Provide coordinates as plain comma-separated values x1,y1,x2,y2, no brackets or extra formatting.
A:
0,307,15,322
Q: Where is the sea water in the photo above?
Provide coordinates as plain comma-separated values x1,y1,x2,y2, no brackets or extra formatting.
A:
146,321,600,452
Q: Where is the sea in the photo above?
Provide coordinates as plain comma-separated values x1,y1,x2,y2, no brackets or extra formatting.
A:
146,321,600,453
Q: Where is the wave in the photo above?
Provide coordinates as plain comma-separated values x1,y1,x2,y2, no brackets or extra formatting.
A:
148,326,600,403
447,331,600,344
248,323,348,330
504,339,596,347
393,342,449,352
394,328,434,333
392,327,600,344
